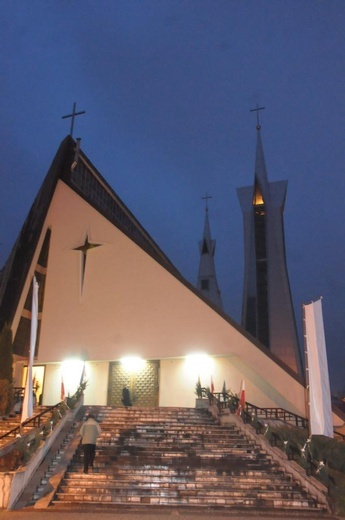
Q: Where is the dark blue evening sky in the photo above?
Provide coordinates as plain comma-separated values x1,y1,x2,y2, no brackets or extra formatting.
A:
1,1,344,391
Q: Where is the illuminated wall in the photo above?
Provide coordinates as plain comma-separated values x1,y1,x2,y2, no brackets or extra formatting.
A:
11,180,306,416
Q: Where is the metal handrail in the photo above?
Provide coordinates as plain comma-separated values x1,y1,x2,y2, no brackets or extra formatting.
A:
0,402,66,441
205,389,308,429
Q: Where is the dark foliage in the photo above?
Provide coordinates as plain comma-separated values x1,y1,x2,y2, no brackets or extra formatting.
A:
0,323,13,383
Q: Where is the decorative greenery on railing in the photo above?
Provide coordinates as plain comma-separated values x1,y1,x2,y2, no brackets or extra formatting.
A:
0,382,86,472
0,402,66,471
257,421,345,516
216,391,308,428
66,380,87,410
206,387,345,516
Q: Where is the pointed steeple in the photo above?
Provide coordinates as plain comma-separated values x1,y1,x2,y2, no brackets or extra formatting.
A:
237,111,302,375
253,112,271,207
197,195,223,309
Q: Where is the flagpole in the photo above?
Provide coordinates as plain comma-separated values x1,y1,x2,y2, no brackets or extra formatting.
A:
80,362,86,386
21,276,39,424
302,303,311,437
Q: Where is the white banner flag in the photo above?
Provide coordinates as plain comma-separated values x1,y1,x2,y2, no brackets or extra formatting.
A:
21,276,39,423
304,298,333,438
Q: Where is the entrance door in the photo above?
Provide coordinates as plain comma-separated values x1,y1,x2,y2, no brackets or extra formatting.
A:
107,360,159,407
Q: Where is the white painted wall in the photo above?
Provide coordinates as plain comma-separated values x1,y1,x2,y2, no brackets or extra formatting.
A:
13,181,306,416
83,362,108,405
158,356,304,414
36,355,305,414
42,364,61,406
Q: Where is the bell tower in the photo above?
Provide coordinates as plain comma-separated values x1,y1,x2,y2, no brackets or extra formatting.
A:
197,195,223,309
237,110,302,374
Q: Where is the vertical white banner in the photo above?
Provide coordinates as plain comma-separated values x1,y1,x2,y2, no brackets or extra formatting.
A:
21,276,39,423
304,298,333,438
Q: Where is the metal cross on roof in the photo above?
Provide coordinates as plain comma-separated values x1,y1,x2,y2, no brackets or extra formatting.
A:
62,102,86,137
250,104,265,129
201,193,213,211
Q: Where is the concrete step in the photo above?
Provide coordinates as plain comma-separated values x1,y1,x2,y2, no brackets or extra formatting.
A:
66,464,287,478
53,493,320,510
63,469,291,483
54,489,316,503
58,478,306,495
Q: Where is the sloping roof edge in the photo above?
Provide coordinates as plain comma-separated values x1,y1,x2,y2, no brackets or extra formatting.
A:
0,136,304,386
0,136,72,329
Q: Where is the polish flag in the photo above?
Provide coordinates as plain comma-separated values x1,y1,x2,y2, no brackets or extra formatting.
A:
236,380,245,416
61,376,65,401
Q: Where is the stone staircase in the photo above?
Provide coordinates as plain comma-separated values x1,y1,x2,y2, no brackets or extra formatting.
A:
49,406,329,513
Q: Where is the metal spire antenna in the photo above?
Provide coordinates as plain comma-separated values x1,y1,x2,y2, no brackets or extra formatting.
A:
201,193,212,212
250,104,265,129
62,102,86,137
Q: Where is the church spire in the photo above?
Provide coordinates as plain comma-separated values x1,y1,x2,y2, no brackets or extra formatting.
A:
254,125,269,187
251,106,270,205
237,112,303,375
197,195,223,309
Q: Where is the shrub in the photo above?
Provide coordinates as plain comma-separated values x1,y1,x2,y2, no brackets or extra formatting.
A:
0,379,14,416
0,324,13,383
195,379,203,398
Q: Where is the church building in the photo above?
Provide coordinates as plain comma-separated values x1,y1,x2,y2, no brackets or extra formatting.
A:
0,134,309,419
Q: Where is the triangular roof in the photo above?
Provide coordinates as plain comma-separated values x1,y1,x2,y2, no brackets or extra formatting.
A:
0,136,303,384
0,136,179,330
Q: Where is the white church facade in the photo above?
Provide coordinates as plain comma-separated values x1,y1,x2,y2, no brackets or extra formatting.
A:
0,135,308,417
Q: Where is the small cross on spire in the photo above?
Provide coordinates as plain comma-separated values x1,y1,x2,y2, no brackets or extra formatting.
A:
62,102,86,137
250,103,265,130
201,193,212,211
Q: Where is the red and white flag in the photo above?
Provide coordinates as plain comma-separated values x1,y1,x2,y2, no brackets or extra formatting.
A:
236,380,246,416
61,376,66,401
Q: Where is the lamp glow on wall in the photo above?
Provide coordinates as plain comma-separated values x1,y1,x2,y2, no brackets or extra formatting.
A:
120,356,146,373
61,359,85,396
184,353,214,383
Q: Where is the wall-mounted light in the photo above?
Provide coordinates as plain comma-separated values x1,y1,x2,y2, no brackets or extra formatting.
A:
120,356,146,373
184,353,214,381
61,359,85,395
